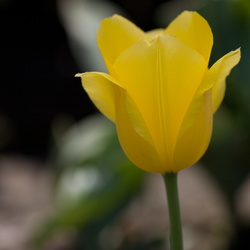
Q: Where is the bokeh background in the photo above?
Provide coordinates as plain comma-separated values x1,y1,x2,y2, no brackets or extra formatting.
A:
0,0,250,249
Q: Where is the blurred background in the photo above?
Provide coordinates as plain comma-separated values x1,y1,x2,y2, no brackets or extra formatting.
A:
0,0,250,249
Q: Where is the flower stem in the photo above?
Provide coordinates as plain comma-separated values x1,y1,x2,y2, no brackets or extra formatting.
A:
163,173,183,250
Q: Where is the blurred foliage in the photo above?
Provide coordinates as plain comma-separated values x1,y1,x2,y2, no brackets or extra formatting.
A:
31,115,146,249
198,0,250,198
31,0,250,249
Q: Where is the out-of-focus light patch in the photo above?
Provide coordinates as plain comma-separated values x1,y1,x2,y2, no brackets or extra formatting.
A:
57,0,125,71
53,115,118,206
55,115,115,167
56,166,101,205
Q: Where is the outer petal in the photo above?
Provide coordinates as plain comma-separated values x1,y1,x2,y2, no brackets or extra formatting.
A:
75,72,122,122
204,48,241,112
172,48,240,171
164,11,213,63
77,72,162,172
115,91,162,173
173,90,213,172
97,15,146,73
114,35,207,167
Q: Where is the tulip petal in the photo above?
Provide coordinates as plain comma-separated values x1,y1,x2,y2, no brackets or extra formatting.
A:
173,90,213,172
204,48,241,112
76,72,122,122
164,11,213,63
77,72,162,172
97,15,146,72
114,35,207,166
115,91,163,173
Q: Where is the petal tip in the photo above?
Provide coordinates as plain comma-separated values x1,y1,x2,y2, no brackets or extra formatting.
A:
226,47,241,65
75,73,84,77
234,47,241,63
234,47,241,56
102,14,125,23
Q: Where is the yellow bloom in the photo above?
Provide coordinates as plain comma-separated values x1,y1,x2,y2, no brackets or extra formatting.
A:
76,11,240,173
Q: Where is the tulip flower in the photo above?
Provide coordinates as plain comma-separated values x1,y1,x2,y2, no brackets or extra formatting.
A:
76,11,240,174
76,11,240,250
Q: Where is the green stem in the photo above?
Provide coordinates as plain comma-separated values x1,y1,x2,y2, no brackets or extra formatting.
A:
163,173,183,250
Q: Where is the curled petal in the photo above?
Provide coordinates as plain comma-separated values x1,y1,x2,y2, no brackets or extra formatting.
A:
75,72,122,122
164,11,213,63
204,48,241,112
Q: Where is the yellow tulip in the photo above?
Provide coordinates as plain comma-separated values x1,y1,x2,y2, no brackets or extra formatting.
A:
76,11,240,173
